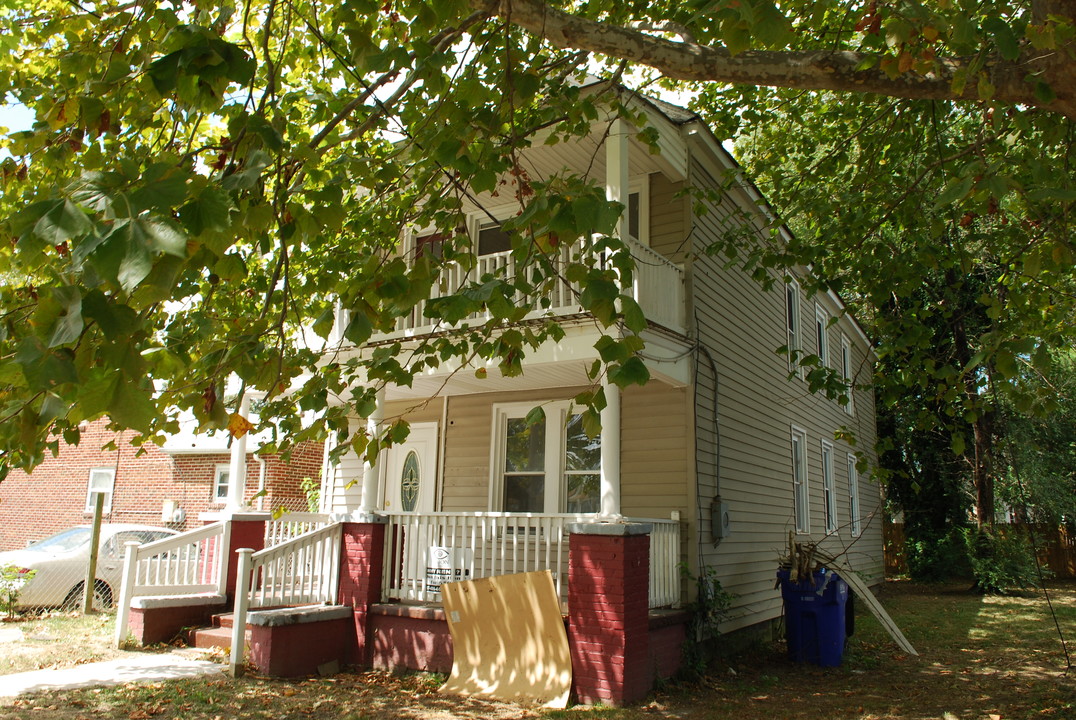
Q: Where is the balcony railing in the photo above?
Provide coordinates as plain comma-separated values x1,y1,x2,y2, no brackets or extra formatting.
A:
342,237,684,343
381,512,681,608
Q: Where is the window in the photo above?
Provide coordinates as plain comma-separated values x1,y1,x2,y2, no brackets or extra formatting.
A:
414,232,446,260
786,281,802,373
85,468,115,514
822,441,837,534
563,413,600,513
478,222,512,256
492,401,600,514
815,305,830,367
840,334,855,416
213,464,231,504
848,454,861,537
791,426,809,533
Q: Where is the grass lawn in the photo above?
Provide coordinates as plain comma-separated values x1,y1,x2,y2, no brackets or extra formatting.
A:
0,612,128,676
0,581,1072,719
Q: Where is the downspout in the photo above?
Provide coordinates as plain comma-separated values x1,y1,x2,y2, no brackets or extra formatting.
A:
255,456,267,512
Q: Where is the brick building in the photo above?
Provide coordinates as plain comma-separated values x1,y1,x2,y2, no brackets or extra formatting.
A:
0,418,324,550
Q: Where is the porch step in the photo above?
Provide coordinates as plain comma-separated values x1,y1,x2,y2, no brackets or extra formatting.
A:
187,614,250,650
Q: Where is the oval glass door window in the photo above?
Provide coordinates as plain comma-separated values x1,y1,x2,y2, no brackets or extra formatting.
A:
401,450,420,511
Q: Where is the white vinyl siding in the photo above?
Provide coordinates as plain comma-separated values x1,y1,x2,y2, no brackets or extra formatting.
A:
822,441,836,534
791,426,809,533
687,153,883,632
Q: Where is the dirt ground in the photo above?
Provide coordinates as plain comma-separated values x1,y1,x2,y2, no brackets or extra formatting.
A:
0,581,1072,720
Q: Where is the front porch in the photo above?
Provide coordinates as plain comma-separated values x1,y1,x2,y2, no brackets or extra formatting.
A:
114,511,688,705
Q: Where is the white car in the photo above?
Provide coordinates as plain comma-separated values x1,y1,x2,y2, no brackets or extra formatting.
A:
0,524,178,611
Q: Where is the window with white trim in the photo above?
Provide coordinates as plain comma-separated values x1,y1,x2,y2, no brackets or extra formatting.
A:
848,454,861,537
786,281,802,374
840,334,855,416
85,468,115,514
815,305,830,368
822,441,837,534
491,401,600,514
791,426,809,533
213,464,231,504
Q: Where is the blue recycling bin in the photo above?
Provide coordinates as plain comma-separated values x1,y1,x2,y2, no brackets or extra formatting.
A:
777,568,848,667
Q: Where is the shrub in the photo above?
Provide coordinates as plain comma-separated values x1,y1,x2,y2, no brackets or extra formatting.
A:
967,527,1044,594
906,527,971,582
0,564,35,618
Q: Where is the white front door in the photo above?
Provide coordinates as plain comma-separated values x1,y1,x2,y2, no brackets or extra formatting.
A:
383,422,438,513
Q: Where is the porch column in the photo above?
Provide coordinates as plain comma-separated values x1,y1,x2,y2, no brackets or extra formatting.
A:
606,117,630,241
225,394,251,511
338,520,387,666
359,386,386,516
567,522,652,705
600,375,622,518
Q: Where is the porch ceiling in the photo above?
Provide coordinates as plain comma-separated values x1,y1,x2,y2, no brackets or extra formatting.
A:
374,323,691,403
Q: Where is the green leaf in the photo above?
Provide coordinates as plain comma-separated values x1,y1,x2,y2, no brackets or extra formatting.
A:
982,17,1020,61
524,405,545,427
933,176,975,208
608,356,650,387
32,199,92,244
619,295,647,333
179,188,233,235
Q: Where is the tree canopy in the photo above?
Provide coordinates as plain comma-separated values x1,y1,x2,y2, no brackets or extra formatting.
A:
1,0,1074,490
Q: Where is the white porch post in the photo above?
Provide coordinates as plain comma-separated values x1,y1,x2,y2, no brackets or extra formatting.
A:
599,375,622,518
225,395,251,511
598,117,628,520
359,386,386,516
606,117,630,240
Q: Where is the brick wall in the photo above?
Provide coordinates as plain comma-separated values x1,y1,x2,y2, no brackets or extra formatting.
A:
0,418,324,550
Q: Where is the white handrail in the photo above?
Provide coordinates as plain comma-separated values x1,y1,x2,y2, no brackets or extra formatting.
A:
113,521,230,648
265,512,331,546
247,522,344,610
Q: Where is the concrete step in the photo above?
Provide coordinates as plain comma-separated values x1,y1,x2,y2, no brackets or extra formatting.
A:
212,613,234,629
188,624,250,651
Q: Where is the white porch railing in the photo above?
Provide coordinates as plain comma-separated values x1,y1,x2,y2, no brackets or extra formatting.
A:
265,512,332,546
382,512,682,608
230,522,343,675
243,522,343,610
114,521,230,647
351,237,684,341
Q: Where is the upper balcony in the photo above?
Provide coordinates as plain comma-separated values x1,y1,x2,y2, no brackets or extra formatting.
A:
350,233,685,344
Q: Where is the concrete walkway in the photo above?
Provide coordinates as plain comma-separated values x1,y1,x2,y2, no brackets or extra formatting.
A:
0,650,224,698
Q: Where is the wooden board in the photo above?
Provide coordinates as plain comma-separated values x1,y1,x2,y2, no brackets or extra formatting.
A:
818,552,919,656
439,570,571,708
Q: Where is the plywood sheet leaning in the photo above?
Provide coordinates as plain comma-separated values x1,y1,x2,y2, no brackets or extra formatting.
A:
816,550,919,656
439,570,571,708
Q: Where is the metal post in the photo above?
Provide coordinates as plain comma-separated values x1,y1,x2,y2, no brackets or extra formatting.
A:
83,492,105,614
229,547,253,677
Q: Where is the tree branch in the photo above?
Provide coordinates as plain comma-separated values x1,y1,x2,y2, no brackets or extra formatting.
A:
477,0,1076,119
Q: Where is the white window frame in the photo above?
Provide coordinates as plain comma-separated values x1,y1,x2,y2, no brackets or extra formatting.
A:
488,400,600,514
848,453,861,537
786,280,803,376
815,304,830,368
625,178,650,247
791,425,810,534
212,464,231,504
821,441,837,534
85,468,115,514
840,334,855,416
